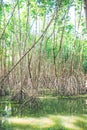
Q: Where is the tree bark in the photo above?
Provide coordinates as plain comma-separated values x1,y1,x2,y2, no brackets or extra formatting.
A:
83,0,87,29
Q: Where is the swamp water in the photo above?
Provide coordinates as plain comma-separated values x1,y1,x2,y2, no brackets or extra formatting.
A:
0,97,87,130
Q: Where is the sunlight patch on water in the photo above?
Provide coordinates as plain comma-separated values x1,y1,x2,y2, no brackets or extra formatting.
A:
49,115,87,130
7,117,55,128
2,114,87,130
58,116,82,130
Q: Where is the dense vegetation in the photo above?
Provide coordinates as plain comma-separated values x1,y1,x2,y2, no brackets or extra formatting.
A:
0,0,87,98
0,1,87,130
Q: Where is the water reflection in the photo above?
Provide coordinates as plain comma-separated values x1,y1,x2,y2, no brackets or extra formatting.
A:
0,102,11,117
0,97,87,117
0,97,87,129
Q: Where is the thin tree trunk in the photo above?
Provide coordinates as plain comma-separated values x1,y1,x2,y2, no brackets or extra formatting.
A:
18,0,23,100
83,0,87,29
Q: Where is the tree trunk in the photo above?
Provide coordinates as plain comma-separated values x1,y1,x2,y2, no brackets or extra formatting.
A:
83,0,87,29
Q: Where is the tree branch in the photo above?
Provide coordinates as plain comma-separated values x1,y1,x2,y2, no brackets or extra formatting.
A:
0,14,55,84
0,2,18,40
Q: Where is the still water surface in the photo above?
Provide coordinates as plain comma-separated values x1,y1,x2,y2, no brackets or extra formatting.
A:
0,97,87,130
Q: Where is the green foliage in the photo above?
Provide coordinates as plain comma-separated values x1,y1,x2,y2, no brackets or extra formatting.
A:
83,61,87,74
4,4,10,12
0,5,2,21
0,0,87,82
75,120,87,130
0,47,3,60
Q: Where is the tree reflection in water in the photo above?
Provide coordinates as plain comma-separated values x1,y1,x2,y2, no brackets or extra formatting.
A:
0,97,87,130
